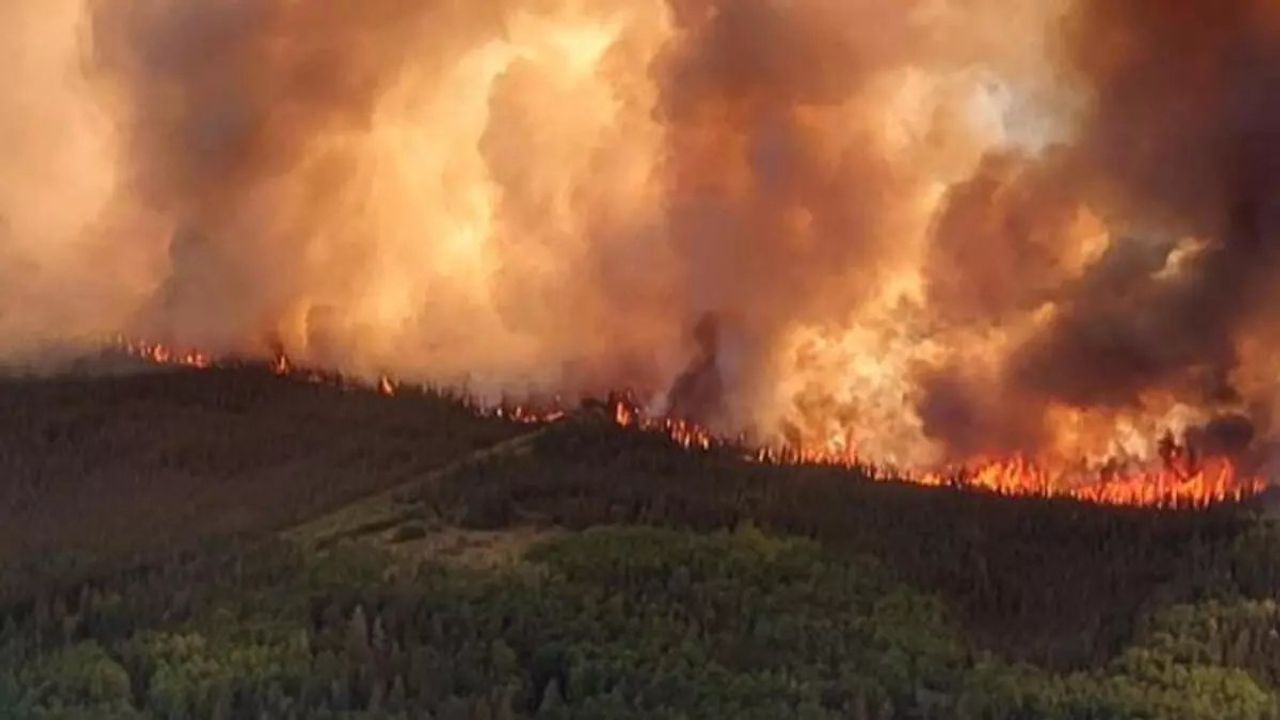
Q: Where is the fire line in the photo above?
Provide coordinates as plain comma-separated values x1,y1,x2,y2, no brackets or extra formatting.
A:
112,338,1267,510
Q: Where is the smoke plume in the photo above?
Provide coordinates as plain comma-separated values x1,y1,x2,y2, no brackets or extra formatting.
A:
1,0,1277,473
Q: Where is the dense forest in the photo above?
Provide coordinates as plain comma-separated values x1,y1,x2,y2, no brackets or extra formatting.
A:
0,365,519,585
3,367,1280,718
424,417,1280,668
4,528,1280,719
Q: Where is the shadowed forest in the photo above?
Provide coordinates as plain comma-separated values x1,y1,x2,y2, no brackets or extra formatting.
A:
0,364,519,573
4,366,1280,719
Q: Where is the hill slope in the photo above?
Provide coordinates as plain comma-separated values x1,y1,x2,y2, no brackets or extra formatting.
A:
3,368,1280,718
0,367,520,568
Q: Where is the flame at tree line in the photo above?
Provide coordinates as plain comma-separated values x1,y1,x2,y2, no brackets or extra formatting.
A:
115,338,1265,509
3,0,1280,504
603,391,1264,509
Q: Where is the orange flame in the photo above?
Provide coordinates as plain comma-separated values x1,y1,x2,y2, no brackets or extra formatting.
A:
270,353,291,376
604,396,1267,509
377,375,395,396
912,453,1266,509
607,393,714,450
115,337,211,369
110,339,1268,509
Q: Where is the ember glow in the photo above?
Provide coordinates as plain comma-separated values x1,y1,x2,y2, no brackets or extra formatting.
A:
4,0,1279,502
116,338,211,370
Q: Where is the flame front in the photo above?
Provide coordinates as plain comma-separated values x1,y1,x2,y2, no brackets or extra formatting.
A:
6,0,1280,508
117,337,211,370
920,455,1265,509
115,338,1266,509
608,391,1267,509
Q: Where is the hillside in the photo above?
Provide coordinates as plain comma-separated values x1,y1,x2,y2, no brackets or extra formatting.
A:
0,366,521,576
3,367,1280,718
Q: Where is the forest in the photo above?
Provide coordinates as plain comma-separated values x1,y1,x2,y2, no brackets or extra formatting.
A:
0,365,518,584
3,366,1280,718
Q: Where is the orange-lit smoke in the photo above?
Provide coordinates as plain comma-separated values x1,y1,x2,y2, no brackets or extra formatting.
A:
2,0,1278,487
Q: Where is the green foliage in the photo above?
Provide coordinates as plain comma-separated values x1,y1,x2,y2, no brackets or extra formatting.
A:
5,373,1280,717
12,642,139,718
520,527,964,716
425,417,1274,667
2,528,1277,719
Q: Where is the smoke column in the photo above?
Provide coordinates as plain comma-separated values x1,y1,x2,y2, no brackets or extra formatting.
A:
1,0,1276,473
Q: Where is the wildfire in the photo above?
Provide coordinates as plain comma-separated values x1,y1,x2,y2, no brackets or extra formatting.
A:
913,453,1267,508
493,404,565,425
613,397,715,451
270,353,291,376
109,339,1267,510
115,337,211,369
606,395,1267,509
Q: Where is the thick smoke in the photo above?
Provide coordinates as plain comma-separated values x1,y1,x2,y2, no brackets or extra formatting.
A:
917,0,1280,468
1,0,1276,472
1014,0,1280,407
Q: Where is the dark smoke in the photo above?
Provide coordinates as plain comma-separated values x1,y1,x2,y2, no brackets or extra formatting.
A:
1186,414,1256,459
665,313,726,421
919,0,1280,461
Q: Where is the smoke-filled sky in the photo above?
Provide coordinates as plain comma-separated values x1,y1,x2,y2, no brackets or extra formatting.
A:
2,0,1277,471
